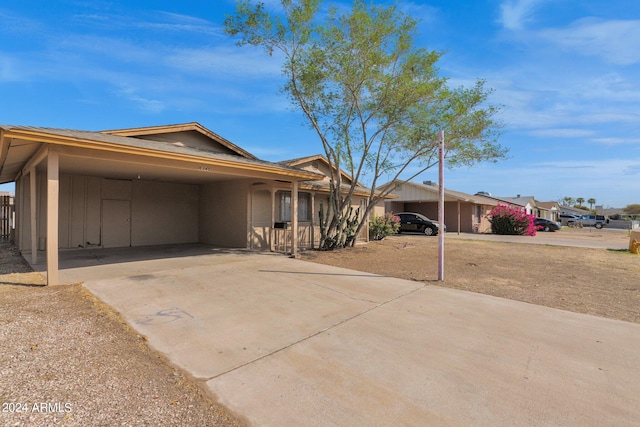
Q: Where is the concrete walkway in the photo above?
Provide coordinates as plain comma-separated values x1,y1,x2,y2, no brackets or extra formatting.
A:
66,245,640,426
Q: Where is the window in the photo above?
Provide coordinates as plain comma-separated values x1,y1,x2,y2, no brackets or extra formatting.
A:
279,191,312,221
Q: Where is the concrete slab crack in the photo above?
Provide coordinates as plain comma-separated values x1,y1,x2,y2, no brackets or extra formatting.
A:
204,282,428,382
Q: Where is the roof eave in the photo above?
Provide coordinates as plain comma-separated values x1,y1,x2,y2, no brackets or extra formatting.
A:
102,122,258,160
1,128,322,181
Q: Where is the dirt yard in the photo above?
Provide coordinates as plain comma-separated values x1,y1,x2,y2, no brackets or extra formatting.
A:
301,228,640,324
0,243,243,427
1,229,638,425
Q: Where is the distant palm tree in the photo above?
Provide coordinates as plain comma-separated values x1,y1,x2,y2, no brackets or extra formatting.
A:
588,198,596,210
576,197,585,207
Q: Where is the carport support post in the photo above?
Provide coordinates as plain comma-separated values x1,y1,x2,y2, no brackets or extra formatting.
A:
291,180,298,258
270,189,275,252
457,200,461,235
46,150,59,286
30,166,37,265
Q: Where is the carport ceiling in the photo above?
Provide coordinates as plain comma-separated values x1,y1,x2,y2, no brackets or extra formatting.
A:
55,149,239,184
22,146,297,184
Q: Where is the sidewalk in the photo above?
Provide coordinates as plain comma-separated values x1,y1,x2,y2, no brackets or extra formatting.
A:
445,228,629,250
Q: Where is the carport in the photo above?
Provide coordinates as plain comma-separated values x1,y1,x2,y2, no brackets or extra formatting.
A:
0,124,322,285
384,180,498,233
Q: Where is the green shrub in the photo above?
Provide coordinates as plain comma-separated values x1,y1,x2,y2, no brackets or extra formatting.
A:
369,213,400,241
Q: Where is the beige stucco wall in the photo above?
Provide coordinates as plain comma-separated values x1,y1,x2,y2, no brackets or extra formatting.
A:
17,172,200,251
131,181,199,246
393,183,439,202
248,187,370,251
199,180,249,248
135,130,239,155
370,199,386,218
295,160,352,185
250,188,272,250
313,193,369,244
385,201,405,215
58,175,102,248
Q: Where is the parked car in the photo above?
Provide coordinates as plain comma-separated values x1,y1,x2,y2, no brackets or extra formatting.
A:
558,214,579,226
578,214,608,229
396,212,442,236
534,218,561,232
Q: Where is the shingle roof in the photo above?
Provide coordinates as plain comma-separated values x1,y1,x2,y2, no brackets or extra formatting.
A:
381,180,499,205
0,125,322,181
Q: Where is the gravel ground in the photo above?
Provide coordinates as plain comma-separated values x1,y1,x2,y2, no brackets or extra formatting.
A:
0,243,244,427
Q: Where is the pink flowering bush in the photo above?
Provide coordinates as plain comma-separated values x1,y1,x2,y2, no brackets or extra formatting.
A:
369,212,401,240
487,204,537,236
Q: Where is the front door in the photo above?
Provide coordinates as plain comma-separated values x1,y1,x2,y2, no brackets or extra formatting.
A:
102,200,131,248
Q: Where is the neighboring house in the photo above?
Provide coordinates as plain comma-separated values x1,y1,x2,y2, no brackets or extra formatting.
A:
490,195,537,216
382,180,498,233
0,123,354,285
483,195,559,221
536,202,560,222
559,205,592,217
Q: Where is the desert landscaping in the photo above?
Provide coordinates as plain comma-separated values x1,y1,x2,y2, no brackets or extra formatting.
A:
1,227,639,425
302,228,640,324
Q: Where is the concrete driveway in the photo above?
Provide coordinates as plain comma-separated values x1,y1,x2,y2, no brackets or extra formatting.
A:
71,245,640,426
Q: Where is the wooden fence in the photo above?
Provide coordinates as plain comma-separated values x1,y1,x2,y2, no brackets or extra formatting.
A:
1,195,14,241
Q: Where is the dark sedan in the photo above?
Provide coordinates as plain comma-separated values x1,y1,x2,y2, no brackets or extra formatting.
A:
534,218,561,232
396,212,442,236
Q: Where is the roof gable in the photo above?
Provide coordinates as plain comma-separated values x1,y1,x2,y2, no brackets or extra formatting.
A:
380,180,498,205
102,122,256,159
537,201,560,210
486,195,536,208
280,155,357,186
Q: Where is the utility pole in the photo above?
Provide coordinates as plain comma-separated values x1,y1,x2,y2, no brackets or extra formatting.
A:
438,130,445,281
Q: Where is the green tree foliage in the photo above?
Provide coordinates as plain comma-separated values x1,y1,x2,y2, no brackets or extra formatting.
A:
225,0,506,249
587,198,596,210
624,204,640,215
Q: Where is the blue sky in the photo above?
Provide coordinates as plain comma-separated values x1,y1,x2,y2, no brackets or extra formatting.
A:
1,0,639,208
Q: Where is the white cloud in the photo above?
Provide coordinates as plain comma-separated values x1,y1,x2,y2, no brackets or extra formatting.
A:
445,159,640,207
398,2,439,24
498,0,546,30
165,45,283,79
0,8,43,35
529,128,595,138
539,18,640,65
577,73,640,102
0,54,23,82
590,137,640,146
115,87,166,113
